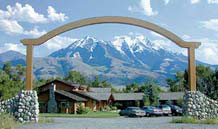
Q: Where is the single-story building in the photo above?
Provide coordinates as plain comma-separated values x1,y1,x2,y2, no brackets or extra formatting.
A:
159,92,184,104
38,80,113,114
37,79,185,113
111,93,144,109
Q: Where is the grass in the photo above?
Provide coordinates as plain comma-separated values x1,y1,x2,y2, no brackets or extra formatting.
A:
38,117,54,123
0,113,18,129
172,116,218,125
40,111,120,118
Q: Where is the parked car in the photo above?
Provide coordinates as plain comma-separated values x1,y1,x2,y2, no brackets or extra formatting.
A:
142,106,163,117
119,107,146,117
168,105,183,116
156,105,172,116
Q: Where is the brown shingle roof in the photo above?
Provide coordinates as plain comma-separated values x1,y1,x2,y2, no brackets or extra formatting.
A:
38,79,87,90
89,88,111,93
85,92,111,101
71,91,100,101
55,90,87,102
112,93,144,101
159,92,184,100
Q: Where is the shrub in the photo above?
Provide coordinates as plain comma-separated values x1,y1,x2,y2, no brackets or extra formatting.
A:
172,116,197,124
113,103,123,109
100,106,111,111
105,106,111,111
77,103,91,114
0,113,18,129
111,106,117,110
100,107,104,111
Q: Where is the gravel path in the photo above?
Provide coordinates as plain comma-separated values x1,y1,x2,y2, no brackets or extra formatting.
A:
16,117,218,129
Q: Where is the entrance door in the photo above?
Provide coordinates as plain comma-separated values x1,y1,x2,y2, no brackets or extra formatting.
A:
60,101,69,113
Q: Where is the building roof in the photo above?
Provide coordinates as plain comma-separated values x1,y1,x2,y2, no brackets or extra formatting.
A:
88,88,111,93
159,92,184,101
55,90,87,102
39,79,87,89
71,91,100,101
112,93,144,101
85,92,111,101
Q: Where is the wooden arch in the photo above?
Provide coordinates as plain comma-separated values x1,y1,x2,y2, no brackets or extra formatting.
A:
21,16,201,91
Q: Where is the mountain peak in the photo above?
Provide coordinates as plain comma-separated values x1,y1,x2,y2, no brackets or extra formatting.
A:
0,50,25,62
0,50,25,56
83,35,98,41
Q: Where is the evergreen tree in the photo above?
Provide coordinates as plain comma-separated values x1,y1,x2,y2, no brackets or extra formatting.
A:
64,71,86,85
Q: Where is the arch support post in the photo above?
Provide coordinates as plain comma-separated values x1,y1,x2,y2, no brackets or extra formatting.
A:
26,44,33,90
188,47,196,91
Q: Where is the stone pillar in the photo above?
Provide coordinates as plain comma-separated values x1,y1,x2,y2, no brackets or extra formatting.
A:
47,83,57,113
0,90,39,123
183,91,218,119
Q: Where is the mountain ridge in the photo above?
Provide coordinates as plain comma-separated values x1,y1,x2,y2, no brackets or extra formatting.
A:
0,36,216,86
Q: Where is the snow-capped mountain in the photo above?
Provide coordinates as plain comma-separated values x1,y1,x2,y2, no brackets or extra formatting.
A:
0,36,214,86
48,35,197,85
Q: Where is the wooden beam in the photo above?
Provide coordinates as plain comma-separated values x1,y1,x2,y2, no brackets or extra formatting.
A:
26,45,33,90
20,16,201,92
188,48,196,91
20,16,201,49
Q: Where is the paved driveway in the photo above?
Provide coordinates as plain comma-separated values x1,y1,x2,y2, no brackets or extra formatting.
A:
17,117,218,129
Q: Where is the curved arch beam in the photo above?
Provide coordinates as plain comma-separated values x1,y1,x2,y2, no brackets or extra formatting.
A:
21,16,200,48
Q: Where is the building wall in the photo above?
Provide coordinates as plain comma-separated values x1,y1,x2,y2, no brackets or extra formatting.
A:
38,91,80,114
86,99,96,111
113,100,143,109
38,82,112,113
96,101,108,110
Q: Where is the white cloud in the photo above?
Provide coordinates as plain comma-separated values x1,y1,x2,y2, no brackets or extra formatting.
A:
182,34,191,40
47,6,68,22
0,19,24,35
192,0,218,4
23,27,46,37
151,37,218,65
195,38,218,64
0,3,68,24
44,36,78,51
208,0,218,4
0,19,46,37
150,31,164,38
191,0,200,4
128,0,158,16
201,19,218,31
0,3,47,23
152,39,187,55
0,43,26,54
163,0,170,5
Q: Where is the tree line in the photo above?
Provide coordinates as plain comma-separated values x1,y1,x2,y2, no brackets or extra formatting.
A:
0,62,217,105
166,65,218,100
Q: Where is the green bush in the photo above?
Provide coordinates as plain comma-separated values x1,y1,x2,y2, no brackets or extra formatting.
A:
113,103,123,109
100,107,104,111
77,103,91,114
111,106,117,110
172,116,197,124
0,113,18,129
105,106,111,111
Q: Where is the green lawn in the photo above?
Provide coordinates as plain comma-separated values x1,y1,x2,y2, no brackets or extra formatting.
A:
40,111,120,118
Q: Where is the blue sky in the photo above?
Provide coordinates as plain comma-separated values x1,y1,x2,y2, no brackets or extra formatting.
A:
0,0,218,64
